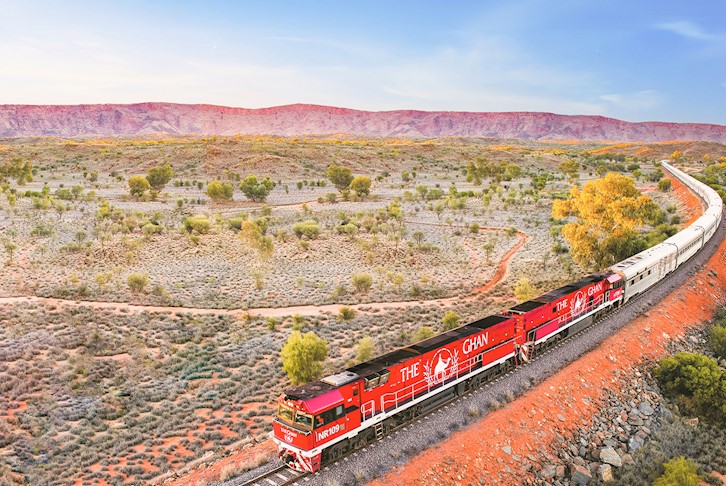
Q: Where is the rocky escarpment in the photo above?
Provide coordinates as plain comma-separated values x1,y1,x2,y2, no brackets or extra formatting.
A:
0,103,724,142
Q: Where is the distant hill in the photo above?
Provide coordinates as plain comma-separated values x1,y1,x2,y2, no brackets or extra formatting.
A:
0,103,724,142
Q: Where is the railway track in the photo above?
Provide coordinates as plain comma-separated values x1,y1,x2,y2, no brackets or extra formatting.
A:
237,464,308,486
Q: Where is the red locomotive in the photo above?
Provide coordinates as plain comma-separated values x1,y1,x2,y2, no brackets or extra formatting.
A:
273,272,624,472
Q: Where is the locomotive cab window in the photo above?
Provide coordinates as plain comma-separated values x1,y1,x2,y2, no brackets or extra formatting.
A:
278,404,295,424
294,411,313,430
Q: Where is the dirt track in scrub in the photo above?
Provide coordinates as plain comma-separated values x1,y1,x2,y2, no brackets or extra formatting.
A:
0,230,527,319
366,173,722,486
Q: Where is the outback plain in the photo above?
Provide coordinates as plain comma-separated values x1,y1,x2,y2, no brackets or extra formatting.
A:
0,135,724,485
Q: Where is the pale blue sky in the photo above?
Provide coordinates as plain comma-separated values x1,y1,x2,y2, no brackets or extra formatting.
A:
1,1,724,123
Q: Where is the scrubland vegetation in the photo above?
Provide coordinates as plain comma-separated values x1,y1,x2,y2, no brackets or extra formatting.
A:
0,135,722,483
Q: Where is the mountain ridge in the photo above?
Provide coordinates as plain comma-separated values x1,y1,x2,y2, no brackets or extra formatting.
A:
0,102,724,142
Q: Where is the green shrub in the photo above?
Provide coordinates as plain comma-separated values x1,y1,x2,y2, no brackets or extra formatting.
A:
351,273,372,293
338,307,355,321
127,273,149,293
413,326,434,342
183,216,211,234
356,336,375,363
281,331,328,385
239,174,275,202
206,180,234,202
653,457,700,486
654,352,725,421
292,220,320,239
658,178,673,192
442,310,461,330
710,319,726,360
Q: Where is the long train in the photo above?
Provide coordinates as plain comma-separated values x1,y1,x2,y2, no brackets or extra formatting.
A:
272,161,723,473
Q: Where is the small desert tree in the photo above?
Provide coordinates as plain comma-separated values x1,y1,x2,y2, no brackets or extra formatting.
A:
2,239,16,265
326,164,354,192
442,310,461,331
281,331,329,385
206,180,234,202
349,176,372,197
552,173,661,269
146,164,174,192
514,277,536,302
559,160,580,183
658,178,672,192
356,336,375,363
239,174,275,202
128,176,150,197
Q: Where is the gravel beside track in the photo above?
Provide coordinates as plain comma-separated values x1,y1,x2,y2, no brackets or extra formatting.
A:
222,213,724,486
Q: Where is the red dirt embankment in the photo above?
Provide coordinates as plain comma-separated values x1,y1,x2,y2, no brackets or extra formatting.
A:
369,183,724,485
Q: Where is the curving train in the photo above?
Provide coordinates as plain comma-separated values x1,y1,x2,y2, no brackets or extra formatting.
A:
273,161,723,473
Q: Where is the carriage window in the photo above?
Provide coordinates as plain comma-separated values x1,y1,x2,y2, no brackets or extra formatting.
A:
336,405,344,417
353,388,359,396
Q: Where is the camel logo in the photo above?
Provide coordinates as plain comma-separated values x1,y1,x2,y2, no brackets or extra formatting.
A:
423,348,459,387
570,290,586,316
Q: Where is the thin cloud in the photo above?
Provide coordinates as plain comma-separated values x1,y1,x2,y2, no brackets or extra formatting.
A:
656,21,722,42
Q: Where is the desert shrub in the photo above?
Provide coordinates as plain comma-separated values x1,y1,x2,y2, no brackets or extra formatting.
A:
30,223,54,237
710,315,726,360
338,307,356,321
292,220,320,239
442,310,460,330
128,175,150,197
350,176,371,196
206,180,234,202
653,457,700,486
146,164,174,191
239,174,275,202
412,326,434,342
183,216,211,234
337,222,358,237
326,164,354,192
228,216,247,230
142,223,162,235
281,331,328,385
654,352,725,422
356,336,375,363
351,273,373,293
514,277,536,302
127,273,149,293
658,178,673,192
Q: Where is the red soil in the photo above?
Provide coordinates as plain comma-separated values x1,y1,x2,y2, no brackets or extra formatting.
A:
165,441,277,486
471,232,527,295
368,184,723,486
